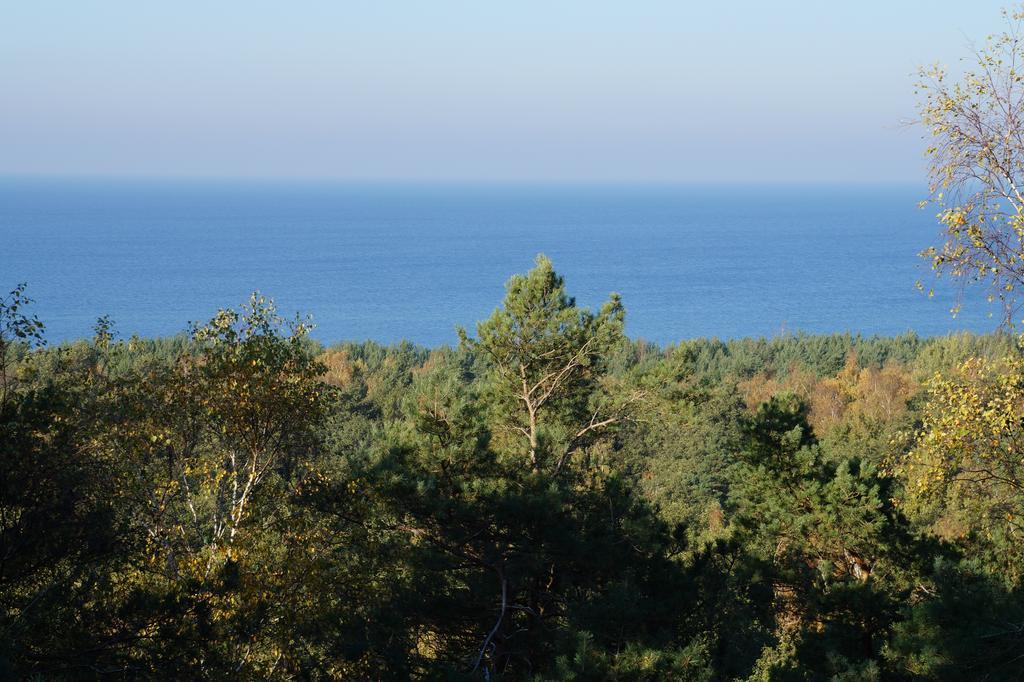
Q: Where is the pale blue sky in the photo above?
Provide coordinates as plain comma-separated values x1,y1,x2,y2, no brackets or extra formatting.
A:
0,1,1009,183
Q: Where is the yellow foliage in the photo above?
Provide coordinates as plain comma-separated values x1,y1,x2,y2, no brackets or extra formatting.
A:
739,353,917,437
895,355,1024,547
319,347,358,388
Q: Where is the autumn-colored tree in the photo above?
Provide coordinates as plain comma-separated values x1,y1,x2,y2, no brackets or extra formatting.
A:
78,294,338,676
897,355,1024,581
917,5,1024,322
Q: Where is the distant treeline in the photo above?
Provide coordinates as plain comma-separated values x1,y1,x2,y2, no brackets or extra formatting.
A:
2,260,1024,679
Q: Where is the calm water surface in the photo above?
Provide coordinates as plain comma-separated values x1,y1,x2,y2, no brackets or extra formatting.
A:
0,178,998,346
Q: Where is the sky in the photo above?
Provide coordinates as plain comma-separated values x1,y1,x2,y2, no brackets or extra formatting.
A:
0,1,1011,183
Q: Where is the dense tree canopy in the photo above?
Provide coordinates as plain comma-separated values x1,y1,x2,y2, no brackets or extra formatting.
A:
10,5,1024,678
3,252,1024,679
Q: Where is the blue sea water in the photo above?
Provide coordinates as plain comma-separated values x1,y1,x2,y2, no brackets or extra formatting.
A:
0,178,1000,346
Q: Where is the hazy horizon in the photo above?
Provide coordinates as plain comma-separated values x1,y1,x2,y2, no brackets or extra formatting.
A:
2,1,1009,184
0,173,931,187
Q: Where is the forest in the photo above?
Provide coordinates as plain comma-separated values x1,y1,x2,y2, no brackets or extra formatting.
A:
2,255,1024,679
10,6,1024,680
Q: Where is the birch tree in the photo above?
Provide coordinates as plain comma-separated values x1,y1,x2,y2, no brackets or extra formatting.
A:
917,5,1024,323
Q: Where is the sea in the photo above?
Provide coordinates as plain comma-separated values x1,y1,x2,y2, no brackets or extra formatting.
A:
0,178,1000,347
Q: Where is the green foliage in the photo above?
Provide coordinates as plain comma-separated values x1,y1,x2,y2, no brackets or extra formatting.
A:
3,259,1024,679
458,253,629,473
887,558,1024,679
727,394,923,676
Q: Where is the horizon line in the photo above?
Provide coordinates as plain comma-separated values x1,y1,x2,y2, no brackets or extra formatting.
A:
0,171,927,189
